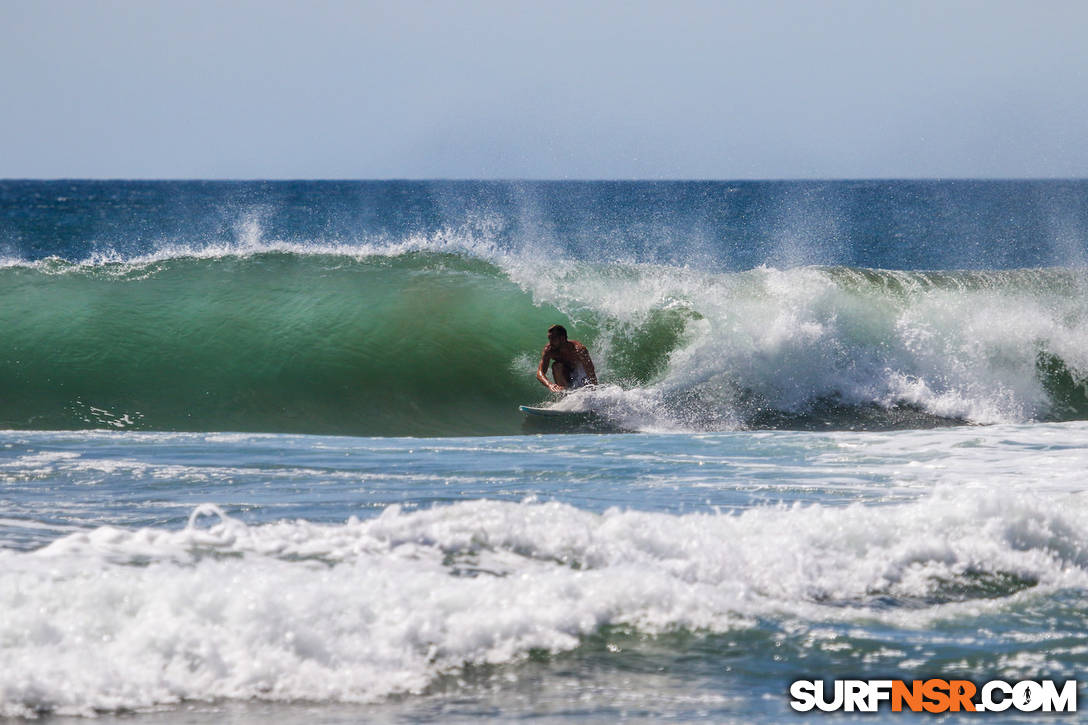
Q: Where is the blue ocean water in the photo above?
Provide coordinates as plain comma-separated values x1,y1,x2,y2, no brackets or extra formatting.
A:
3,181,1088,722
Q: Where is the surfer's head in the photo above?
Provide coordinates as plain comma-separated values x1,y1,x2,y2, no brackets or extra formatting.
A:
547,324,568,344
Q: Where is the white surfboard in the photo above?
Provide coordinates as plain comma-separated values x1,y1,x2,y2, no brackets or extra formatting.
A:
518,404,583,418
518,402,626,432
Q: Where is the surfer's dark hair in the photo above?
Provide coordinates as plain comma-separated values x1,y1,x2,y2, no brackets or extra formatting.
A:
548,324,568,339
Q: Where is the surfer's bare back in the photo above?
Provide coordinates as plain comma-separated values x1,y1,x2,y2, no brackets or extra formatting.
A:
536,324,598,393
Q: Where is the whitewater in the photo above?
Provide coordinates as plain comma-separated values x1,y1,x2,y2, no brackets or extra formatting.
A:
3,180,1088,722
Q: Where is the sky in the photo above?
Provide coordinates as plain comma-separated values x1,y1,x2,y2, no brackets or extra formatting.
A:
2,0,1087,179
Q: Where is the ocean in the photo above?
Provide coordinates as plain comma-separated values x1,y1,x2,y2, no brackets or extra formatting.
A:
2,179,1088,722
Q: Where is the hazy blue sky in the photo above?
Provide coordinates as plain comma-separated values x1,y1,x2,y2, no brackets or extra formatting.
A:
3,0,1087,179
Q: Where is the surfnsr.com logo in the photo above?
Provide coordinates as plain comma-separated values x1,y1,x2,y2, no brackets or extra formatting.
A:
789,679,1078,713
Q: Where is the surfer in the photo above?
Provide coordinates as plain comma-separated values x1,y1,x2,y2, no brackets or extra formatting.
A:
536,324,597,393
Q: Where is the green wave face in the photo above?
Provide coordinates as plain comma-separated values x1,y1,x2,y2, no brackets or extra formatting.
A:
2,253,583,436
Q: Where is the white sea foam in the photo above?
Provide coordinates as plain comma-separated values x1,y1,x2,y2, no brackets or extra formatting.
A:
520,263,1088,428
3,490,1088,716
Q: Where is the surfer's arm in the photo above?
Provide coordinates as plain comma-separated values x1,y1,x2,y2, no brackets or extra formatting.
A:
578,345,598,385
536,348,562,393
